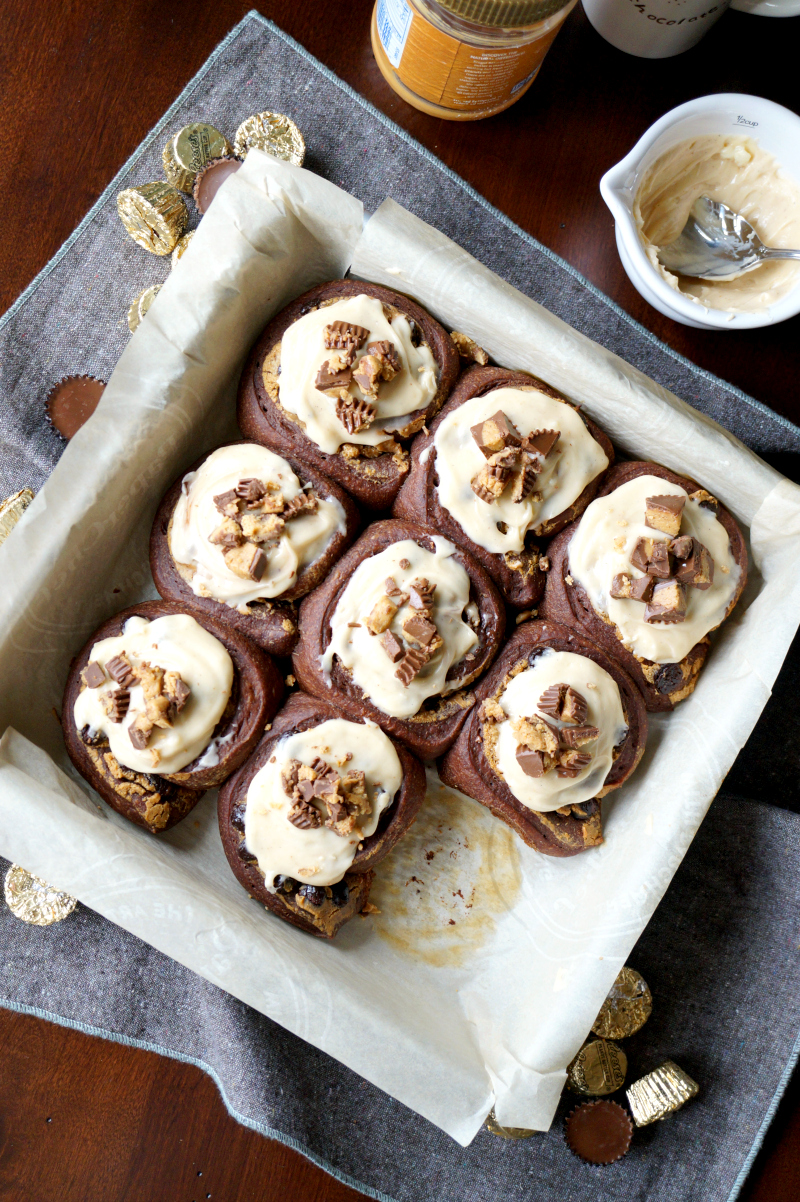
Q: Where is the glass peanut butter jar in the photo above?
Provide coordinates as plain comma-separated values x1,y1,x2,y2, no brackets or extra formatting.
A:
372,0,578,121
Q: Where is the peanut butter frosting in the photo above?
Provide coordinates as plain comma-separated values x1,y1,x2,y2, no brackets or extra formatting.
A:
493,649,627,812
321,536,479,719
276,295,438,453
434,386,608,553
568,475,740,664
169,444,346,606
243,718,402,889
73,614,233,774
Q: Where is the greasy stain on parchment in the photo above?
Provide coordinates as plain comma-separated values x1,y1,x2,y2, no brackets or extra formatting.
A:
370,779,521,968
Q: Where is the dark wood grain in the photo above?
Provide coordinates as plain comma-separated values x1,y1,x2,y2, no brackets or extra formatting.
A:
0,0,798,1198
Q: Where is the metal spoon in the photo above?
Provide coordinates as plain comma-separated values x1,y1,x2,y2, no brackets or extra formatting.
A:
656,195,800,280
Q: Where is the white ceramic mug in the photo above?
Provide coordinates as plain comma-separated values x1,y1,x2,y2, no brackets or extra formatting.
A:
581,0,732,57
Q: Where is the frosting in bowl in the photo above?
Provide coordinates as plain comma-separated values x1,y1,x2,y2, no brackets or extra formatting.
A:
635,135,800,313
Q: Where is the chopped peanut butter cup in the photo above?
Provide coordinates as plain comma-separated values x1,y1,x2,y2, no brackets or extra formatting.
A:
150,441,359,657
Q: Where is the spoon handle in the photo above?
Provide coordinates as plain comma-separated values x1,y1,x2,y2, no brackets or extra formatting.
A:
758,247,800,264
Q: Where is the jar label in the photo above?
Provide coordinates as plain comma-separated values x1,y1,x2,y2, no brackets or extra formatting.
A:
376,0,413,68
379,3,569,112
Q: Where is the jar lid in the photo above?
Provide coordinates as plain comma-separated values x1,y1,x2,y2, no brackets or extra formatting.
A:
436,0,571,24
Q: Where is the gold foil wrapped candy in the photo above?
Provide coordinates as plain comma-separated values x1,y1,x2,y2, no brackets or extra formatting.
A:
567,1038,627,1096
0,488,34,544
234,111,305,166
127,284,162,333
4,865,77,926
484,1108,536,1140
626,1060,699,1126
117,182,188,255
171,231,194,269
162,123,232,193
592,965,653,1040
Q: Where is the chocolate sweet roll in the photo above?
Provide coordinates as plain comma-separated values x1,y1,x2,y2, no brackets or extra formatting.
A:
541,461,748,711
237,280,460,509
393,366,613,608
150,442,359,656
440,620,648,857
62,601,282,833
292,518,506,758
219,692,426,938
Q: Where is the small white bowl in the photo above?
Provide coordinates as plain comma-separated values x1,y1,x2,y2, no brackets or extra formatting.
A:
600,94,800,330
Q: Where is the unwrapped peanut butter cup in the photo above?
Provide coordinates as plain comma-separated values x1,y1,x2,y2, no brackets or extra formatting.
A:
234,111,305,165
592,965,653,1040
626,1060,699,1126
567,1038,627,1095
117,181,188,255
46,375,106,440
192,156,242,214
127,284,162,333
4,864,77,926
162,122,232,193
565,1100,633,1165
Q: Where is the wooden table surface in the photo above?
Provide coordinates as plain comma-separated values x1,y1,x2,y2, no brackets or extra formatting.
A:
1,1,799,1199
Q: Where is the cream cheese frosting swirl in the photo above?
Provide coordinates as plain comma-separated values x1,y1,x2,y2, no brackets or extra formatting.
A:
73,614,233,775
243,718,401,889
276,295,438,453
568,475,740,664
493,649,627,813
169,443,346,607
321,536,478,719
434,386,608,554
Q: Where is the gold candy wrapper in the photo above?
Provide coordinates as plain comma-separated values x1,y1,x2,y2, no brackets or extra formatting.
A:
117,182,188,255
127,285,162,334
171,231,194,270
4,865,77,926
234,111,305,166
591,965,653,1040
626,1060,699,1126
0,488,34,545
484,1108,536,1140
162,123,232,193
567,1038,627,1096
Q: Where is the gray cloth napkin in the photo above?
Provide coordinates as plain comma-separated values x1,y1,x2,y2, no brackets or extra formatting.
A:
1,12,799,1199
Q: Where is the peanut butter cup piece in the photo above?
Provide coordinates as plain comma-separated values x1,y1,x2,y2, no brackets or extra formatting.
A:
46,376,106,440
